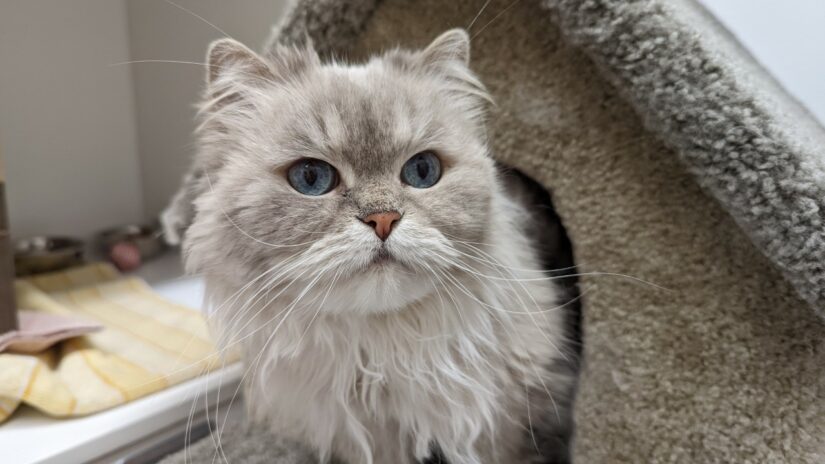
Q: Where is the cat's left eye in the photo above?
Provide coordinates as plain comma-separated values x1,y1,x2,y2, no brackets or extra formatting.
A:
401,151,441,188
287,158,339,196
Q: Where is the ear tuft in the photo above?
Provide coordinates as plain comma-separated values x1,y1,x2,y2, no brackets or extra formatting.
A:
264,43,321,81
206,38,272,85
411,29,492,132
421,28,471,68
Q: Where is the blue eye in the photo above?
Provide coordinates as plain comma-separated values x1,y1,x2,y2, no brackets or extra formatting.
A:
287,159,339,195
401,151,441,188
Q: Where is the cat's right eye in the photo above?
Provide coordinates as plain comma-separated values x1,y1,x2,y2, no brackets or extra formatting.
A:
287,158,339,196
401,151,442,188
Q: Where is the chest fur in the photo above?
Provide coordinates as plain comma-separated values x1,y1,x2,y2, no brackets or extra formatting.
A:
246,279,562,463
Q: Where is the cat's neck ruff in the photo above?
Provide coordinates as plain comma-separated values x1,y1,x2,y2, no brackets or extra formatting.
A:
206,202,562,464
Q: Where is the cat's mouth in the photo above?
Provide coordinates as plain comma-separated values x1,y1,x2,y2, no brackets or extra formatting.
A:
363,247,413,272
371,248,395,266
354,246,415,275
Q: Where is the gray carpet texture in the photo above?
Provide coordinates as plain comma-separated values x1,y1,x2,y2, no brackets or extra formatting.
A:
548,0,825,317
163,0,825,462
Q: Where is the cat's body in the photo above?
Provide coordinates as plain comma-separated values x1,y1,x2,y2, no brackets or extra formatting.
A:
208,172,573,464
166,29,577,464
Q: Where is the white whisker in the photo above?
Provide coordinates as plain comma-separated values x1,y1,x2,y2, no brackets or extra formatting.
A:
161,0,233,40
471,0,524,41
467,0,494,30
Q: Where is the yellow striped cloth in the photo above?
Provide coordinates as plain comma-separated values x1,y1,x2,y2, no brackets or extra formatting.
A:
0,263,235,423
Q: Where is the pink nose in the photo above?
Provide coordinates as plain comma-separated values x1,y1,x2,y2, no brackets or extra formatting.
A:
360,211,401,241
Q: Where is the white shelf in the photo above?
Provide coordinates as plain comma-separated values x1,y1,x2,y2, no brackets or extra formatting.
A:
0,253,241,464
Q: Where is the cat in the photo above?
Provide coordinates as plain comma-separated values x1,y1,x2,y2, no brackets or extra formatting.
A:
163,28,578,464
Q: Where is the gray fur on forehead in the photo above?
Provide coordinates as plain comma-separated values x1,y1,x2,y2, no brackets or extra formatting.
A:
276,68,442,174
202,29,490,154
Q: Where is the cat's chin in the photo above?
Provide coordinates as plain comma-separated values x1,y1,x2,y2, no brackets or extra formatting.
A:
324,260,437,314
362,249,402,269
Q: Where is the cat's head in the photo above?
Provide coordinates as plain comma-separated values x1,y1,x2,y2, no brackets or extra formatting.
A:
185,29,497,313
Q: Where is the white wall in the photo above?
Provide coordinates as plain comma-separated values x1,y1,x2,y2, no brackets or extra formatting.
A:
126,0,288,219
700,0,825,125
0,0,144,239
0,0,287,240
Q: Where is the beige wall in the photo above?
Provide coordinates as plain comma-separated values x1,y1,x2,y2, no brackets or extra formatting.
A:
0,0,144,239
0,0,288,240
127,0,288,218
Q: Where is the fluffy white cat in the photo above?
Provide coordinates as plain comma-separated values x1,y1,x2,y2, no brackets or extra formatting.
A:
164,29,577,464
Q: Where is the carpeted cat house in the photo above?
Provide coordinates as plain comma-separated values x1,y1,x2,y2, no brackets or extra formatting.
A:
165,0,825,462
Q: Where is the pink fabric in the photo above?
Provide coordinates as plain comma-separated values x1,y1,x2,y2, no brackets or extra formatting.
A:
0,310,102,353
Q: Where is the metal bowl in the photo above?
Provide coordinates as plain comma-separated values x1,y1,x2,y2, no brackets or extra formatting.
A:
97,224,165,260
14,236,85,276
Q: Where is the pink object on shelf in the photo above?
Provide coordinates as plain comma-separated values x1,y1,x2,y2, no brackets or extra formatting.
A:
109,241,142,271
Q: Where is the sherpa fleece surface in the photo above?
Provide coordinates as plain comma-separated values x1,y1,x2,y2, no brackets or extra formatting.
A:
163,0,825,463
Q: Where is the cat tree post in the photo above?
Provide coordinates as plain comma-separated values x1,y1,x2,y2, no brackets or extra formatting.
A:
0,153,17,334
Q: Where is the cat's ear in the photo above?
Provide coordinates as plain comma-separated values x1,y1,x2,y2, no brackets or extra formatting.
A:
206,38,274,86
420,29,471,70
414,29,492,121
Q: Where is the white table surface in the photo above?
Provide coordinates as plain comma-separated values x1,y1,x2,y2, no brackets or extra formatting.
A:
0,252,242,464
